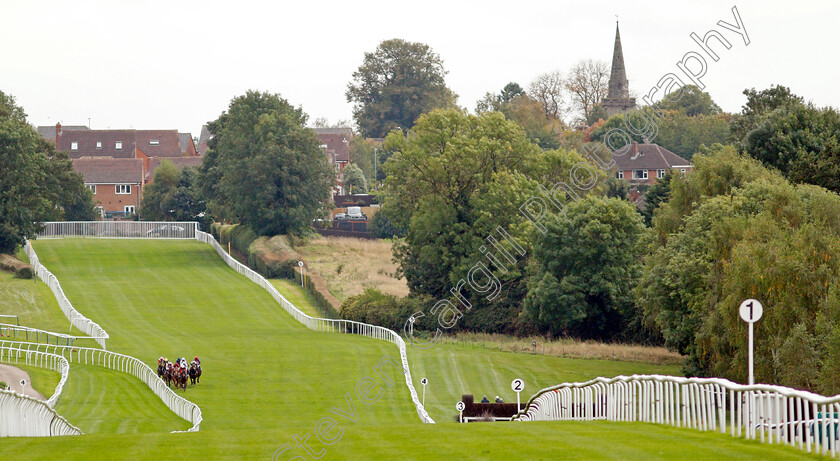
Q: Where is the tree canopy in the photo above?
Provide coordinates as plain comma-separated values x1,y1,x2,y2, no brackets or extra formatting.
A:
524,196,645,340
198,91,333,236
346,39,457,138
0,90,94,253
141,161,207,225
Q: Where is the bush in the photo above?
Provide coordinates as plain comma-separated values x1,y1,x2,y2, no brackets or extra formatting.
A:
340,288,436,332
0,254,34,279
0,382,7,390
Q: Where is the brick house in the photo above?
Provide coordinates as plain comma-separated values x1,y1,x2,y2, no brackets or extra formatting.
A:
71,158,144,218
613,141,692,186
313,127,352,173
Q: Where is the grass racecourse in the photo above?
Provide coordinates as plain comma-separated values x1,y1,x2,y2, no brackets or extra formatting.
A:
0,239,823,459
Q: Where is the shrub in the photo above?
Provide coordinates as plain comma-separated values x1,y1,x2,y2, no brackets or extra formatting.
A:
0,382,7,390
0,254,34,279
340,288,436,332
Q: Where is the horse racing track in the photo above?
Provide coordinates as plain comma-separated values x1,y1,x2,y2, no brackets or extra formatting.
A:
0,238,824,460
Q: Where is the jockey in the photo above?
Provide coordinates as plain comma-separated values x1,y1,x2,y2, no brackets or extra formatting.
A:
194,356,201,369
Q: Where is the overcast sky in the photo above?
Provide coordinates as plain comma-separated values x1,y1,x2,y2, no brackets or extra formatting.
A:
2,0,837,137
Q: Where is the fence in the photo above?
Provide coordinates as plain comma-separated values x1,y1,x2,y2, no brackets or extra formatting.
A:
0,323,94,347
24,241,109,349
196,230,435,424
0,340,202,432
512,374,840,457
0,390,81,436
36,221,198,239
0,345,70,408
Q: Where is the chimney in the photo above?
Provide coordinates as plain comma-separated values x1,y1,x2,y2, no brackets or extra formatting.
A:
55,122,62,147
631,141,640,160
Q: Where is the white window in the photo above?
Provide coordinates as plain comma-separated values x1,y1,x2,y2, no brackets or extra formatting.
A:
335,163,341,172
116,141,123,150
124,206,135,215
96,141,102,149
633,170,648,180
71,141,78,150
116,184,131,194
86,184,96,194
617,171,624,179
150,139,159,145
657,169,666,179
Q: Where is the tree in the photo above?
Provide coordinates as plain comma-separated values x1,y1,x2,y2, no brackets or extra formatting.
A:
198,91,333,236
729,85,803,147
590,108,730,160
742,103,840,193
346,39,457,138
585,105,608,126
0,90,94,253
342,163,367,193
383,108,599,334
524,196,645,340
641,172,671,225
348,137,375,184
655,85,721,116
500,82,525,104
529,71,565,120
140,160,206,224
565,59,609,123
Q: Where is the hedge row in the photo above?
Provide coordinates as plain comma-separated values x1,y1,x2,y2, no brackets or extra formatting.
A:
339,288,437,333
0,254,34,279
210,223,340,317
294,268,340,319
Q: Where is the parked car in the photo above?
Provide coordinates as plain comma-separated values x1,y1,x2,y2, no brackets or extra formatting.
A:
346,206,367,220
333,213,347,221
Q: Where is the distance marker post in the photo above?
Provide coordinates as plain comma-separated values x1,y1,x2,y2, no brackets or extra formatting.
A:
511,378,524,410
456,401,465,423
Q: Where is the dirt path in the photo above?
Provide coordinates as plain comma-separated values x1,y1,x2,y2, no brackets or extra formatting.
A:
0,364,47,400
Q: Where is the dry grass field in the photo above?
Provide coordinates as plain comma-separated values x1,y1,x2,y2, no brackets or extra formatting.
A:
292,236,409,301
436,332,684,366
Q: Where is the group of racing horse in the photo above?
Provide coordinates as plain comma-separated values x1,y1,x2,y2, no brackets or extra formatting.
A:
156,357,201,391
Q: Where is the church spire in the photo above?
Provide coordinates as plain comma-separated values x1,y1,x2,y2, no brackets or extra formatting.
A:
601,20,636,117
608,21,629,100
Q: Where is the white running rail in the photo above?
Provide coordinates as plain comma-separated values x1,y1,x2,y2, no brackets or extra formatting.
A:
512,374,840,457
195,230,435,424
0,340,202,432
0,390,81,436
37,221,198,239
0,345,70,408
24,241,109,349
0,323,101,347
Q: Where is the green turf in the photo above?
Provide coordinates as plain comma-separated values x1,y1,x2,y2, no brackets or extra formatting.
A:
0,239,823,460
0,269,93,345
270,278,323,318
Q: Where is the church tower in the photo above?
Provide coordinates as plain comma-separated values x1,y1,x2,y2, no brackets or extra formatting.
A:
601,21,636,116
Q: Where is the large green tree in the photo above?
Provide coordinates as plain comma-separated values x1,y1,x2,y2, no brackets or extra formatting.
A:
342,163,367,193
655,85,721,116
141,161,206,225
729,85,803,147
742,103,840,193
637,145,840,394
383,108,599,333
524,196,645,340
0,90,94,253
346,39,457,138
198,91,333,236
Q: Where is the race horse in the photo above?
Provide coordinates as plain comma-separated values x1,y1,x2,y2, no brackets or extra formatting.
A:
189,362,201,385
175,369,188,391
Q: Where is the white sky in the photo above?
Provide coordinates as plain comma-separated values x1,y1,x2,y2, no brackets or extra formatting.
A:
2,0,837,137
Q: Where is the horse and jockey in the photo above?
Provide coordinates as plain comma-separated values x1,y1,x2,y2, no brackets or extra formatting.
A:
157,356,202,390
